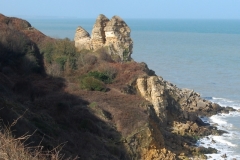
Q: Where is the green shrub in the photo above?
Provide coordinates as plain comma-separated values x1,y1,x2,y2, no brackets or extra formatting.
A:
46,62,62,77
68,57,77,70
123,48,130,62
55,38,76,57
55,56,67,71
88,71,112,83
83,54,97,65
81,76,106,91
41,38,79,72
42,42,54,63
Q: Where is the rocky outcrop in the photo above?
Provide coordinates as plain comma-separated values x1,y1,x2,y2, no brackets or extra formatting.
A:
137,76,168,124
125,118,176,160
137,76,223,125
91,14,109,49
74,14,133,61
135,75,229,158
74,26,91,50
104,15,133,61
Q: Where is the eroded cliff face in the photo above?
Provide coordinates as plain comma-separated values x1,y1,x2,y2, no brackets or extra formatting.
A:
133,75,227,159
137,76,168,124
91,14,109,49
125,115,176,160
74,14,133,61
136,76,222,125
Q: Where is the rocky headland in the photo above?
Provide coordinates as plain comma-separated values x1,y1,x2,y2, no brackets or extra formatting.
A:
0,13,235,159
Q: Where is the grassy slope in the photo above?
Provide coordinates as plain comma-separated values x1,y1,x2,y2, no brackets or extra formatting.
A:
0,13,156,159
0,14,222,159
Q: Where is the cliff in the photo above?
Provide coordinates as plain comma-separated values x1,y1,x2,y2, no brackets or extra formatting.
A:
0,14,233,160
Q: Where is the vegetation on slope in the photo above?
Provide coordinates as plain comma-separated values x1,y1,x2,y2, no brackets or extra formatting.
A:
0,14,155,159
0,125,65,160
0,14,224,159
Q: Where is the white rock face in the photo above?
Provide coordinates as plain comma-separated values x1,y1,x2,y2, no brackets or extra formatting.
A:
74,26,91,50
91,14,109,50
136,76,168,124
136,75,221,125
74,14,133,61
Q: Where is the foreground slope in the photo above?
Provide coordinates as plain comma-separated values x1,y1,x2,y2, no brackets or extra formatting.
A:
0,14,234,159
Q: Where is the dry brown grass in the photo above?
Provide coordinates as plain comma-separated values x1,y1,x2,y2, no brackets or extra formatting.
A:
0,125,67,160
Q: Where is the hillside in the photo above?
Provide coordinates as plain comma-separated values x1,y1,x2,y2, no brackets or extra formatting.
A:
0,14,234,160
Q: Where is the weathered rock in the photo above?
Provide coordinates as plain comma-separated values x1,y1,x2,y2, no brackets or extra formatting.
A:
221,153,227,158
136,75,226,126
74,26,91,50
136,76,168,124
190,123,199,132
135,74,228,159
104,16,133,61
125,120,176,160
225,106,236,111
74,14,133,61
91,14,109,49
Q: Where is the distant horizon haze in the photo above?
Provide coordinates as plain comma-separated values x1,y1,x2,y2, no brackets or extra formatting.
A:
0,1,240,20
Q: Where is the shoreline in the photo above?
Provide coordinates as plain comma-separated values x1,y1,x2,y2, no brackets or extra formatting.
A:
197,101,240,160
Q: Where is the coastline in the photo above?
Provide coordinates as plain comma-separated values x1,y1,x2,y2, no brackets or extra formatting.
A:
1,14,240,159
197,98,240,159
29,17,240,160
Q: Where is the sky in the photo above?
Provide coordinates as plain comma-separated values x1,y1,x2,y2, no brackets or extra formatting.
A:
0,0,240,19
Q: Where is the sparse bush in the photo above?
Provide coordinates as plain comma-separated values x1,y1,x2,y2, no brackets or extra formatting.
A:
0,28,30,58
81,76,106,91
67,57,77,70
46,62,62,77
89,102,97,108
83,54,97,65
21,54,40,74
98,49,113,62
88,71,112,83
0,27,42,74
42,42,54,63
41,38,79,73
0,123,64,160
55,38,76,57
123,48,130,62
55,57,67,71
97,64,118,82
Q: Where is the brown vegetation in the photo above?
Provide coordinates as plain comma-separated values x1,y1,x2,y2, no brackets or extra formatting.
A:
0,13,225,159
0,125,65,160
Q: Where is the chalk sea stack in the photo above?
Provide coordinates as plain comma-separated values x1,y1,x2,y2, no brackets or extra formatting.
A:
74,14,133,61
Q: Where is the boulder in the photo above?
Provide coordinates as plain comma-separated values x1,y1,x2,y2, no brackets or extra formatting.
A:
197,100,207,108
190,123,199,132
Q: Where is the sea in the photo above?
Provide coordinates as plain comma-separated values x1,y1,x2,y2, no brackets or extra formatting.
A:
27,18,240,159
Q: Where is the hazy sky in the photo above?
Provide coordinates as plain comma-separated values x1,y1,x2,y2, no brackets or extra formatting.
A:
1,0,240,19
